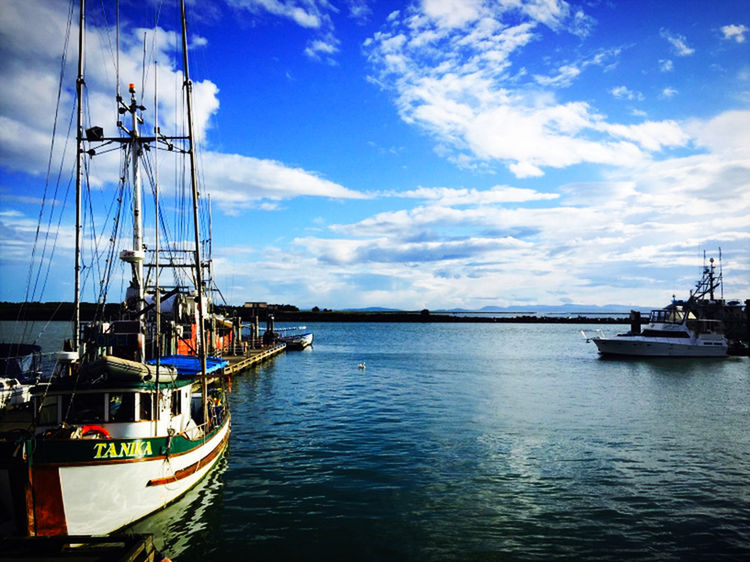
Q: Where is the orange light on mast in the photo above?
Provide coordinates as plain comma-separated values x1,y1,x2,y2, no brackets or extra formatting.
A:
129,83,135,93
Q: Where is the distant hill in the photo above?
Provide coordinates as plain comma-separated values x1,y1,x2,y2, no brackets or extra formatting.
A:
438,304,654,314
342,307,404,312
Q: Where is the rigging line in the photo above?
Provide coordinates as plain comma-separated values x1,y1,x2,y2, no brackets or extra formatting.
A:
29,99,77,306
98,165,129,313
141,32,148,106
37,171,75,307
94,0,118,89
23,0,76,312
97,180,125,311
82,154,106,305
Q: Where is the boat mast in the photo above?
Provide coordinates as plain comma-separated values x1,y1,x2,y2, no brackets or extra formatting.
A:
74,0,85,352
130,82,145,307
154,60,161,433
180,0,209,427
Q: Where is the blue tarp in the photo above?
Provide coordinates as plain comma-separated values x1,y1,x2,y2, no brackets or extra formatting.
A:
147,355,228,376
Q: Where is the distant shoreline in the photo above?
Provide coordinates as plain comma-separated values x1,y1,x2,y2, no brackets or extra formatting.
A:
0,302,636,324
269,310,636,324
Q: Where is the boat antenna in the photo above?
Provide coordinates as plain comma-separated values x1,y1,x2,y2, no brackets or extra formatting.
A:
180,0,210,428
719,247,723,300
74,0,86,353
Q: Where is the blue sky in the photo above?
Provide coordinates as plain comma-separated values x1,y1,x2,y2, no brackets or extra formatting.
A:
1,0,749,310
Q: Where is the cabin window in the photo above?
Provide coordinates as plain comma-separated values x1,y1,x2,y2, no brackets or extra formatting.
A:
139,393,153,421
171,389,182,416
108,392,135,422
63,393,106,423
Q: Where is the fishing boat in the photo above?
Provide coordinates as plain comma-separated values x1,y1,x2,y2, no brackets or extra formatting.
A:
0,0,232,536
589,256,730,357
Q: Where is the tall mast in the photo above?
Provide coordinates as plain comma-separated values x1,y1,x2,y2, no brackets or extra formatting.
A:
74,0,85,352
154,60,161,433
180,0,209,426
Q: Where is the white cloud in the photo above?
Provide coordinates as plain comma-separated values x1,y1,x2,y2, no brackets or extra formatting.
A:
366,3,694,178
227,0,366,62
659,59,673,72
286,113,750,306
660,29,695,56
229,0,323,28
200,152,368,213
0,0,366,214
396,185,559,205
686,109,750,157
610,86,644,101
304,37,340,61
721,24,748,43
534,64,581,88
602,120,689,152
421,0,484,28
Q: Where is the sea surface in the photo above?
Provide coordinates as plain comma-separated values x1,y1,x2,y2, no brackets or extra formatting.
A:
3,321,749,560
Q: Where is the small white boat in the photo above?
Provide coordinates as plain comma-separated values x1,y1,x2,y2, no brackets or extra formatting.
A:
0,378,33,409
280,332,314,350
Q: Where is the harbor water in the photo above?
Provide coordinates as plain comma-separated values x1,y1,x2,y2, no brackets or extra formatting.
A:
3,321,749,560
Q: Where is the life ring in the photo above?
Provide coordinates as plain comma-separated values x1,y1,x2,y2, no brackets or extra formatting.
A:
81,425,111,439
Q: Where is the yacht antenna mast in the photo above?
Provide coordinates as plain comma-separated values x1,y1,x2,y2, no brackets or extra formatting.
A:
719,247,723,300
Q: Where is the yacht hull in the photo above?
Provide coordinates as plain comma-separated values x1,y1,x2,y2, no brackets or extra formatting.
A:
592,337,727,357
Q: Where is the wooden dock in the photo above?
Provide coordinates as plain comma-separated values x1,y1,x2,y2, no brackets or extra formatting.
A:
222,343,286,375
0,534,164,561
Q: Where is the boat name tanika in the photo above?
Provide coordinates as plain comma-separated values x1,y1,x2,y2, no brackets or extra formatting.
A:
93,440,154,459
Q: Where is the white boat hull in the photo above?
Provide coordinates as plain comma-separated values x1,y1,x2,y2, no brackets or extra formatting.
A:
10,414,230,536
592,336,727,357
281,332,313,350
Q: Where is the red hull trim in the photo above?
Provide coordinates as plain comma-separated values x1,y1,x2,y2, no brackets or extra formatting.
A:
29,466,68,536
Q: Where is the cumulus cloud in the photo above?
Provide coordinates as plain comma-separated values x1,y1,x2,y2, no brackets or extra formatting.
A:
0,0,367,210
365,2,691,178
289,117,750,307
721,24,748,43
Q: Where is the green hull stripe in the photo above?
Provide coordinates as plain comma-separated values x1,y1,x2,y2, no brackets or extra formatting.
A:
28,415,230,466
